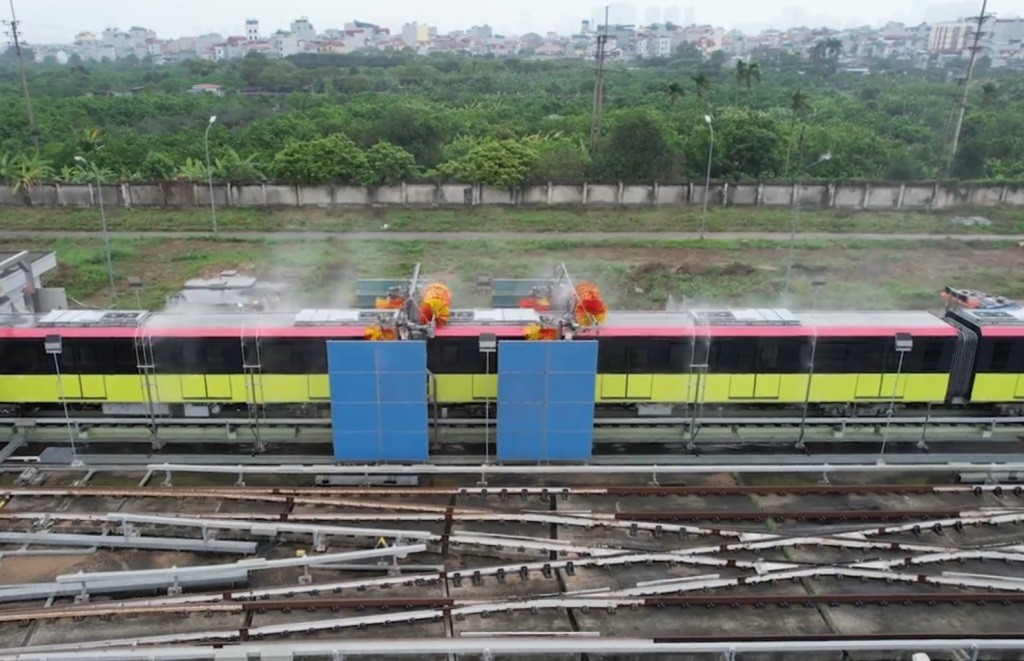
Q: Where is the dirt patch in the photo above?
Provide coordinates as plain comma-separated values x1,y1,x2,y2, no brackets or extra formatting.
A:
0,553,97,583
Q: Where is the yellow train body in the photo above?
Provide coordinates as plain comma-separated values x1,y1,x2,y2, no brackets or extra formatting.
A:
0,372,951,406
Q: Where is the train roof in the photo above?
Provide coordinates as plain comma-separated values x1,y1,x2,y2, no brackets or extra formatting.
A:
0,306,958,340
947,305,1024,338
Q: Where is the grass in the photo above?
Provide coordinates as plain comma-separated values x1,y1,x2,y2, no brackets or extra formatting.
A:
6,234,1023,313
5,205,1024,235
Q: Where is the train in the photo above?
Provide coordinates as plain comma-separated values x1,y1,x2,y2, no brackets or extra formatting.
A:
1,281,1023,421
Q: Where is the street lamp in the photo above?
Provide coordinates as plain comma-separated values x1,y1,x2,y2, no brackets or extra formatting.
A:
204,115,219,235
74,156,116,302
45,335,82,467
811,275,828,310
478,333,497,480
699,115,714,240
781,151,832,304
879,332,914,462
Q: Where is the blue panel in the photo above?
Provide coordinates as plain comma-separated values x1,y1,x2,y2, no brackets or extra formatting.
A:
497,341,597,462
327,341,428,462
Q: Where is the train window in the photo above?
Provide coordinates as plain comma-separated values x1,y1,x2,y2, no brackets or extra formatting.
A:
668,342,690,371
629,346,650,371
72,339,137,374
814,340,853,372
0,339,50,374
989,341,1013,372
597,339,628,373
710,339,758,372
441,344,459,368
920,339,949,373
759,342,779,371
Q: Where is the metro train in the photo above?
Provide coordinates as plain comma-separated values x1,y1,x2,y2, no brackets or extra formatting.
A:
0,285,1023,420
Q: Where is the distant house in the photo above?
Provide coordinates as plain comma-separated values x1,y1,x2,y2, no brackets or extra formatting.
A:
534,42,565,57
188,83,225,96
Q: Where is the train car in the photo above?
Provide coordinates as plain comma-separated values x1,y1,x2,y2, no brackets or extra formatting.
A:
0,302,966,420
575,308,957,414
943,288,1024,413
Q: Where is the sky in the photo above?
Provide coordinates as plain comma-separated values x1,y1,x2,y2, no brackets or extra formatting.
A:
9,0,1024,45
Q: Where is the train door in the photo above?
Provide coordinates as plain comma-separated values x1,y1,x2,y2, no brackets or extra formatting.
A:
1015,375,1024,399
727,341,757,398
753,342,782,399
625,345,653,399
855,375,883,399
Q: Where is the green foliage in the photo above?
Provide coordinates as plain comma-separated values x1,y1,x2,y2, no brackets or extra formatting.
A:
437,139,538,189
361,142,417,186
271,134,368,184
141,151,176,180
5,51,1024,185
593,109,680,182
1,153,53,204
529,137,591,182
212,148,266,184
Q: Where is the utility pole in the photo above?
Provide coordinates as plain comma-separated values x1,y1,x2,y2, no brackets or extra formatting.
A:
589,6,610,149
946,0,990,177
3,0,39,155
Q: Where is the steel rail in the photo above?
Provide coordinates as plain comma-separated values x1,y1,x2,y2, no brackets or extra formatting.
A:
4,413,1024,429
4,483,1024,498
9,504,1012,529
4,592,1023,625
4,637,1024,661
139,459,1024,477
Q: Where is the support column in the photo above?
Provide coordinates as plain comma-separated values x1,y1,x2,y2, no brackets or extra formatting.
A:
897,183,906,210
862,183,871,210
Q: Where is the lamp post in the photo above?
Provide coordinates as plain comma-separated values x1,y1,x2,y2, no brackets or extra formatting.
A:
811,276,828,310
74,156,116,302
782,151,832,305
879,332,914,463
204,115,219,235
127,276,144,309
699,115,714,240
478,333,497,481
45,335,81,467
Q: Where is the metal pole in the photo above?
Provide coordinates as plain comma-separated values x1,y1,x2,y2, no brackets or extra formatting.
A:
204,117,219,235
96,172,117,302
700,117,714,240
880,351,906,460
53,353,80,466
484,352,490,466
782,182,800,304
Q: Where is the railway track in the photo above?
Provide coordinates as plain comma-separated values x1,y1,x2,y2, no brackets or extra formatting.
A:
3,468,1024,658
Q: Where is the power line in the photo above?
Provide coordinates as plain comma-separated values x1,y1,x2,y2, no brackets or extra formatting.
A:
589,5,610,150
945,0,991,177
2,0,39,155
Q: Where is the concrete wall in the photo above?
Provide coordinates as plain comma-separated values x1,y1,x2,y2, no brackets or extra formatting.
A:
8,181,1024,212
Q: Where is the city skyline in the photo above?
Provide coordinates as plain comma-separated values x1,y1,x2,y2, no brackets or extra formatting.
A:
8,0,1018,45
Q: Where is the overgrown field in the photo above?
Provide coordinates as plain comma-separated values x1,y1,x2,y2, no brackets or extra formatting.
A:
4,205,1024,234
12,235,1024,313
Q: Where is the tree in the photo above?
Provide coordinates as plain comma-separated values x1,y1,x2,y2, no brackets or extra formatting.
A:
712,109,785,179
666,82,685,105
529,138,590,182
212,148,266,184
784,90,810,175
594,109,678,182
733,60,748,104
437,139,538,189
271,134,368,184
691,73,711,101
140,151,176,180
361,142,417,186
1,154,53,206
